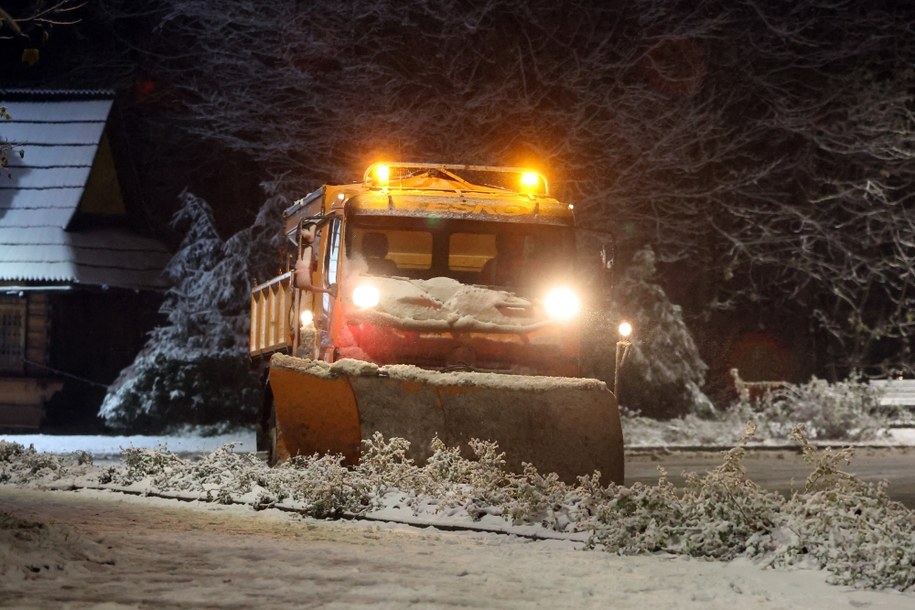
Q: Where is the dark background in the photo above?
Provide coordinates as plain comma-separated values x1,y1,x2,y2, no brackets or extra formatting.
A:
3,0,913,410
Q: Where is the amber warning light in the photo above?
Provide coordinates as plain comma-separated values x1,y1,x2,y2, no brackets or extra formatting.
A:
374,164,391,185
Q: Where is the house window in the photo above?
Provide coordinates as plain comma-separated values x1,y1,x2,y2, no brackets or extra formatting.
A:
0,298,26,373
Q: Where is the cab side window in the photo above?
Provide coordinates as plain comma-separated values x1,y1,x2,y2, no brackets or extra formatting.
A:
325,218,342,288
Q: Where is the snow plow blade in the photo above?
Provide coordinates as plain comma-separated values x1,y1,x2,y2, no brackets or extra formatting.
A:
267,353,624,484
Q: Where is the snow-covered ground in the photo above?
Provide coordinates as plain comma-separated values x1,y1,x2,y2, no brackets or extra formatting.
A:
2,426,914,608
0,430,257,457
0,486,909,610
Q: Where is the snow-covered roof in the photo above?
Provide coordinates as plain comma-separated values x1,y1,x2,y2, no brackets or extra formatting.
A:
0,90,170,291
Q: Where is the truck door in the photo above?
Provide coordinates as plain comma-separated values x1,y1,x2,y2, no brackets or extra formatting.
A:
318,216,343,359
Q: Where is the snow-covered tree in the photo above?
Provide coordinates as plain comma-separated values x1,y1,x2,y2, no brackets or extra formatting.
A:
99,189,287,433
614,247,714,419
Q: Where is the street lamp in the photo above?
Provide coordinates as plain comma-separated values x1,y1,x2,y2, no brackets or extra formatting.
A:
614,321,632,398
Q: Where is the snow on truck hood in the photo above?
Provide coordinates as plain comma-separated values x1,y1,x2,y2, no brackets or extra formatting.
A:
349,276,554,332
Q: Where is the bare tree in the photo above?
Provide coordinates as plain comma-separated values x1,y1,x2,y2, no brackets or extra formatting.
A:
92,0,914,377
0,1,84,61
1,1,85,169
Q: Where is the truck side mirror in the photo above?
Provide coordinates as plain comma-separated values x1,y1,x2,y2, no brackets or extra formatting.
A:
293,256,314,290
300,221,317,246
293,222,320,290
293,256,337,296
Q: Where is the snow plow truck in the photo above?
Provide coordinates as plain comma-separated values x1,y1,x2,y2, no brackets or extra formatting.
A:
249,163,624,483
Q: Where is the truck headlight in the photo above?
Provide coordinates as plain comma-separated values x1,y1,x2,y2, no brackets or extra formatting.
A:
542,287,580,321
352,283,380,309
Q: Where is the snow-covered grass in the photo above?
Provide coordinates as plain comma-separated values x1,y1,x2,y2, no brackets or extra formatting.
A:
2,426,913,593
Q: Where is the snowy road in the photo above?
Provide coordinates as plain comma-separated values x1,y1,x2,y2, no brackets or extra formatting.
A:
1,487,911,609
626,446,915,508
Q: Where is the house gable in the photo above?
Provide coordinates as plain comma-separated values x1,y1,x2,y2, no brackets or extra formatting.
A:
0,89,171,291
75,133,129,219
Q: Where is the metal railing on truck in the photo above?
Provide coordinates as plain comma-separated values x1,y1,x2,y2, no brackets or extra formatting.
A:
250,272,293,357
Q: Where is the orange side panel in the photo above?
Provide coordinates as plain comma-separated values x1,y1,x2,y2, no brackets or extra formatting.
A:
268,365,362,464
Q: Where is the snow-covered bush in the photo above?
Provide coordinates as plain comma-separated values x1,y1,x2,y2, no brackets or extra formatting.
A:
673,442,783,558
355,434,517,520
731,375,889,441
622,374,892,446
3,429,914,591
584,474,683,554
356,432,421,492
771,427,915,590
0,441,91,485
100,445,186,487
275,455,371,518
587,425,783,558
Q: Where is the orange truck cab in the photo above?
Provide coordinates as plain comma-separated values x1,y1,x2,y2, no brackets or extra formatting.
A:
283,163,588,377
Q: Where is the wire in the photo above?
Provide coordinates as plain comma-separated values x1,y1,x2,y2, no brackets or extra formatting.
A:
21,358,111,390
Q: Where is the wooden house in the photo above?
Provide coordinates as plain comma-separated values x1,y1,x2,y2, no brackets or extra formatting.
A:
0,89,171,431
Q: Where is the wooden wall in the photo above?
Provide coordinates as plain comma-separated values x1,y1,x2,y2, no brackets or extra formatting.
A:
0,292,63,430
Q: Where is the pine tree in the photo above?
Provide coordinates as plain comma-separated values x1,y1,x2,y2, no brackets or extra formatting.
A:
614,247,714,419
98,190,285,433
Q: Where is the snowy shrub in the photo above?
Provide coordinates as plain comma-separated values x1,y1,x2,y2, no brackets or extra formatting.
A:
4,431,914,591
502,465,594,532
275,455,371,518
412,438,515,520
172,444,265,498
771,427,915,590
586,428,782,557
107,446,187,487
674,447,783,558
417,437,476,490
357,432,421,492
622,375,892,446
0,441,90,485
0,440,26,464
731,375,890,441
585,473,683,554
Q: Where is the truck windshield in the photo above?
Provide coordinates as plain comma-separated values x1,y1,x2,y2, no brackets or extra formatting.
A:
347,217,575,292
